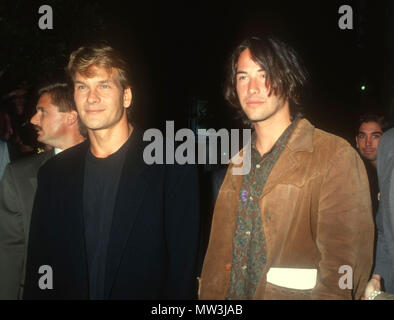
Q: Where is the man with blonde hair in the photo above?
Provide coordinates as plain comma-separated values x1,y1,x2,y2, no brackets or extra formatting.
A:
24,43,200,299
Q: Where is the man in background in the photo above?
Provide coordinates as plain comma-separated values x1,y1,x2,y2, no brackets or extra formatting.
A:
6,84,37,160
356,113,388,216
0,82,85,299
364,127,394,298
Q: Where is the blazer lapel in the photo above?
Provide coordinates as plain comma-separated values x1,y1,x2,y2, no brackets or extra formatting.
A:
63,142,90,296
104,128,152,298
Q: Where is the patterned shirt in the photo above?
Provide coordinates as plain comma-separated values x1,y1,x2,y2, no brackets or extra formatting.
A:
226,119,298,300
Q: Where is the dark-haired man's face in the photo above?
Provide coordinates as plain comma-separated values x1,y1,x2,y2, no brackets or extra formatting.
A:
356,121,383,163
30,93,71,148
236,49,287,123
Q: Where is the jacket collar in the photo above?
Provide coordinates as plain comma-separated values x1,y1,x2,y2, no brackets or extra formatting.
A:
230,118,315,168
227,118,315,194
286,118,314,153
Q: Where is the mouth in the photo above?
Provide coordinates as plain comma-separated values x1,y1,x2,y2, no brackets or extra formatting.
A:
35,130,43,140
363,149,375,154
85,109,104,114
33,126,42,134
246,100,265,107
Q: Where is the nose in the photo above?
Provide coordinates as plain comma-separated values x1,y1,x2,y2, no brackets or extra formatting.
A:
30,112,39,126
87,88,100,104
366,136,372,146
248,77,260,95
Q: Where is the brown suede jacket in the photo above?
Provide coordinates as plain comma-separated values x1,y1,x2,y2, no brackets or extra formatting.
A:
199,119,374,300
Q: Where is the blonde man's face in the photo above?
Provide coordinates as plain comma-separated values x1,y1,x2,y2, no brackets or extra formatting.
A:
73,66,132,131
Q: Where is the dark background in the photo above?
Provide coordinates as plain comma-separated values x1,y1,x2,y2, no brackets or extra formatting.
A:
1,0,393,145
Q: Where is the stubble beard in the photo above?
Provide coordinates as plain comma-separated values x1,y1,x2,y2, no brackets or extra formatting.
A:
243,98,285,123
361,151,377,162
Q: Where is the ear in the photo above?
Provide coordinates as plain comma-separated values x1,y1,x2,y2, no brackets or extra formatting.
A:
123,87,132,109
66,110,78,126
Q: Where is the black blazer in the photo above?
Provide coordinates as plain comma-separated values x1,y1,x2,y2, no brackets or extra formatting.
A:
24,127,200,299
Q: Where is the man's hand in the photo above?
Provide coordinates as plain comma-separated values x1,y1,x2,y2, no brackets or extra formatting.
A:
362,274,382,300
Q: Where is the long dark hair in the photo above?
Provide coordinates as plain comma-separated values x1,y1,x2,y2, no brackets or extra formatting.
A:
224,36,308,127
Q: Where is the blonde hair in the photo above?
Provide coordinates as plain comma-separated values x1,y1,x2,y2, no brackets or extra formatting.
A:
66,43,131,90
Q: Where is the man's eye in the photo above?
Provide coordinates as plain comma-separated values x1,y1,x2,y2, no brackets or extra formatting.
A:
237,75,247,81
77,85,86,90
101,84,110,89
358,134,365,139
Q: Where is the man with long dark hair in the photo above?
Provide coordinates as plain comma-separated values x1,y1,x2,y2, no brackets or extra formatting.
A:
199,36,374,300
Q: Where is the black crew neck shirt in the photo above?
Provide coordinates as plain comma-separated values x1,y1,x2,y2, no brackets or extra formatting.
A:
83,135,132,299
